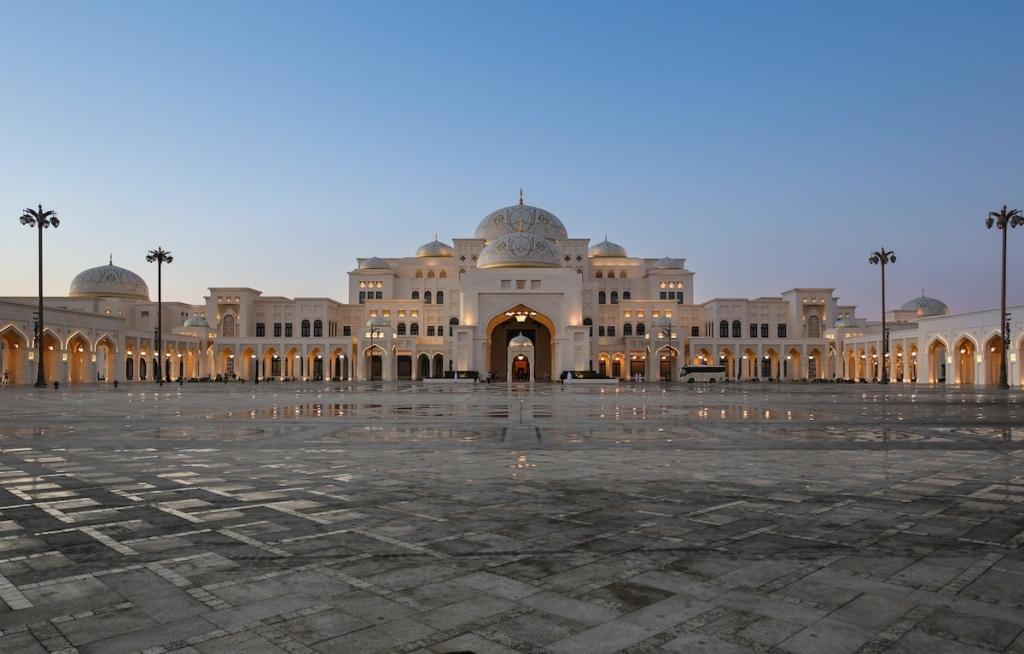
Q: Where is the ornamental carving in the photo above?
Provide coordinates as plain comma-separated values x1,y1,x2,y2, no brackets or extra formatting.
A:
475,204,568,242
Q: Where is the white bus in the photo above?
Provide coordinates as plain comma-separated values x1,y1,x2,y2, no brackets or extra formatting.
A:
680,365,726,383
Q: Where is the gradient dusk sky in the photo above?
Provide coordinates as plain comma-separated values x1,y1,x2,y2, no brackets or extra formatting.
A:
2,1,1022,316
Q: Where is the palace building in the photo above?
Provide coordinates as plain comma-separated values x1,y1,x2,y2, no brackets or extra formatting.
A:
2,196,1022,386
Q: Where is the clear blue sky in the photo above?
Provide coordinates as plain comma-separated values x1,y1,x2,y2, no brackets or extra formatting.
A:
2,1,1022,316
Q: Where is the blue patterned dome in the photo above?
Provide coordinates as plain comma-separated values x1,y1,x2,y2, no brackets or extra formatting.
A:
900,295,949,317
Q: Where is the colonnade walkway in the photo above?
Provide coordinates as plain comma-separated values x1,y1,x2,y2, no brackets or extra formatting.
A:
0,383,1021,653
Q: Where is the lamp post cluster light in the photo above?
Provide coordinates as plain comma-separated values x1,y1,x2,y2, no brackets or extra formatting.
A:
869,248,896,384
985,206,1022,389
146,247,174,385
19,205,60,387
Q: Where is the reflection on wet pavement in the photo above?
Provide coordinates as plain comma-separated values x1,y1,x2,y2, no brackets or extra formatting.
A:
0,383,1022,653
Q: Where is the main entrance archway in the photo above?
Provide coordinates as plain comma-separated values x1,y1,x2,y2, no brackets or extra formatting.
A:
487,306,554,382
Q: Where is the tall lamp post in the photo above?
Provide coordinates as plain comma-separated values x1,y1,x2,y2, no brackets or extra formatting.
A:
986,206,1022,389
145,248,173,385
869,248,896,384
19,205,60,388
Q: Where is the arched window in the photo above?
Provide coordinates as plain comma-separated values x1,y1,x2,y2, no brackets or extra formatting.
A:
424,291,432,304
410,323,419,336
415,270,424,278
807,315,821,338
140,357,147,380
222,315,236,338
583,317,593,337
622,291,631,300
732,320,741,338
596,271,603,279
448,317,458,337
623,323,632,336
411,290,420,300
439,271,447,278
610,291,619,304
427,326,435,336
636,323,646,336
619,271,627,279
313,320,323,337
719,320,729,338
397,322,406,336
598,291,606,304
301,320,311,337
427,270,435,278
436,291,444,305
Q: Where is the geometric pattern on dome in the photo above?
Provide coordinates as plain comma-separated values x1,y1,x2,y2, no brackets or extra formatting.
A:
900,294,949,317
477,232,562,269
358,256,391,270
588,237,628,258
474,203,568,242
68,261,150,301
415,238,455,258
651,256,684,270
509,334,534,348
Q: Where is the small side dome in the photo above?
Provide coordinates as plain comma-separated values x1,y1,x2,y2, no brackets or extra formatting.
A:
358,257,391,270
509,334,533,348
651,256,684,270
366,316,390,329
69,260,150,301
183,314,209,328
477,232,562,269
900,294,949,318
589,238,628,258
415,238,454,258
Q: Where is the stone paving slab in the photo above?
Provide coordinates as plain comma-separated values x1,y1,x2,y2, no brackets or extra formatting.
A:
0,382,1021,652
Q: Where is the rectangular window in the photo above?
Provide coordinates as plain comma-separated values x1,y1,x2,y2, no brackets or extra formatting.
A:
677,293,684,304
598,326,606,337
761,323,769,338
750,323,757,338
343,325,351,336
691,326,699,337
501,280,511,289
660,292,667,300
256,322,265,337
778,323,787,338
285,323,293,337
607,326,616,337
358,291,365,304
516,280,526,289
273,323,282,337
375,291,383,299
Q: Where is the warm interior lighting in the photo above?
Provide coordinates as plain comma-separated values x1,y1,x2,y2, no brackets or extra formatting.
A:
505,309,537,323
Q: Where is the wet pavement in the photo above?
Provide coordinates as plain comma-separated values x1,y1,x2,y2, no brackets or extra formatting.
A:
0,382,1022,653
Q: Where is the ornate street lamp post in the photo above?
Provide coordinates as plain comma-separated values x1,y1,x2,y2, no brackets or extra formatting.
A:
19,205,60,388
986,206,1022,389
145,248,173,385
869,248,896,384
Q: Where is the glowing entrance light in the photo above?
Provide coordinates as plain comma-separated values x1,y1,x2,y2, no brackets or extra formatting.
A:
505,309,537,323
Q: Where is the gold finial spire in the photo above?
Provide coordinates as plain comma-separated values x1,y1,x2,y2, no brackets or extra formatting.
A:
109,253,113,265
519,188,524,206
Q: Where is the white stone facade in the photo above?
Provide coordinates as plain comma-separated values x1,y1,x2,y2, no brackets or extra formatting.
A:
2,199,1019,386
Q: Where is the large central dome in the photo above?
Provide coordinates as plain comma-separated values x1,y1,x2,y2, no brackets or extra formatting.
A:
475,198,567,242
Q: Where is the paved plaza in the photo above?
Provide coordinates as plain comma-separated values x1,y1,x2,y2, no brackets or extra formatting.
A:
0,382,1022,653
